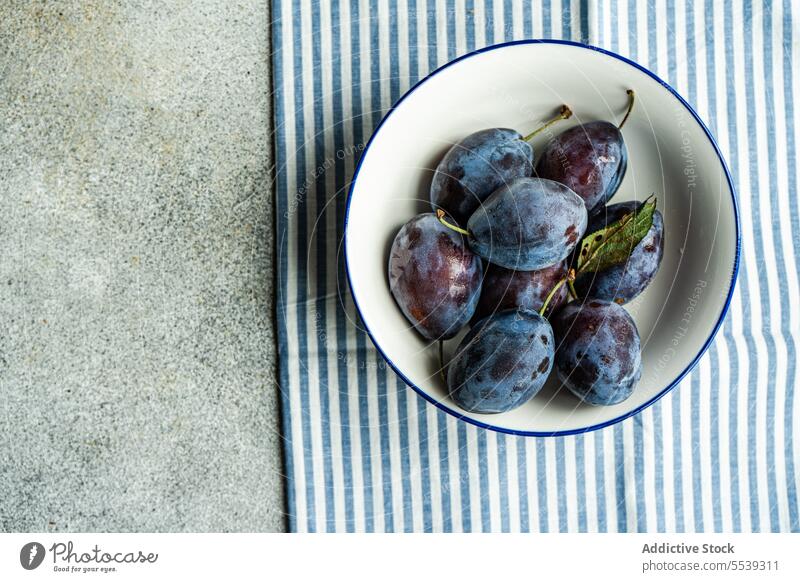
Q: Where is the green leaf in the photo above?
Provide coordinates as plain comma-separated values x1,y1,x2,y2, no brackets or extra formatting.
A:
576,197,657,275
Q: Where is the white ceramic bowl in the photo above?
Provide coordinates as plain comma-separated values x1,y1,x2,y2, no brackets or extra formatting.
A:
345,40,740,436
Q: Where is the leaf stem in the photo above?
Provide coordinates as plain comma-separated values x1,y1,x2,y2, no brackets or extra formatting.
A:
618,89,635,130
523,105,573,142
568,280,579,301
436,209,471,236
567,268,578,300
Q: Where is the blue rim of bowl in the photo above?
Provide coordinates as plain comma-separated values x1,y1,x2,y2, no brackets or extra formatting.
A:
344,38,741,437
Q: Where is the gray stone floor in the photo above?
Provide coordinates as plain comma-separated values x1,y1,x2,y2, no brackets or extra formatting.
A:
0,0,285,532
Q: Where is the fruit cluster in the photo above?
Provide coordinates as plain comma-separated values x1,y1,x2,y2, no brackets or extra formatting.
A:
388,91,665,414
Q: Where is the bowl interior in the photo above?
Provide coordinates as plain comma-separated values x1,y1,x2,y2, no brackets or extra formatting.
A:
345,41,737,435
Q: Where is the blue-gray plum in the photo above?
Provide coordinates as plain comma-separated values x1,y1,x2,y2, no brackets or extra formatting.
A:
448,309,555,414
573,201,665,304
430,128,533,225
388,213,482,341
467,177,587,270
535,121,628,214
552,300,642,406
474,261,568,321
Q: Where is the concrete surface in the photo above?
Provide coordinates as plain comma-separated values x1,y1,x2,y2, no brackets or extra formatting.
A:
0,0,285,531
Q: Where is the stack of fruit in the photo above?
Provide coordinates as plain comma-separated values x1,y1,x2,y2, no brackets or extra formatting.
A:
388,91,665,414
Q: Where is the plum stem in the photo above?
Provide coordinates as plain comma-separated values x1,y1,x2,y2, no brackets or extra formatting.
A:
438,340,447,384
436,209,471,236
523,105,573,142
539,277,567,316
618,89,635,129
539,268,579,315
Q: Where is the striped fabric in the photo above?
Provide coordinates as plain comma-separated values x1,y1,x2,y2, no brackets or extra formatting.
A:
273,0,799,532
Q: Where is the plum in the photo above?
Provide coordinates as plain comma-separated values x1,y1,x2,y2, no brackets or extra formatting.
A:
388,213,482,341
535,91,635,213
448,309,554,414
573,201,664,304
467,177,587,271
552,300,642,406
474,261,568,321
430,128,533,225
535,122,627,214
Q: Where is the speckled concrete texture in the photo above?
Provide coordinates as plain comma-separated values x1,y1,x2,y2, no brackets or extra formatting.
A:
0,0,284,531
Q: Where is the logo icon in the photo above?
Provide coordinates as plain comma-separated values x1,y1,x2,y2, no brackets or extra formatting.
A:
20,542,45,570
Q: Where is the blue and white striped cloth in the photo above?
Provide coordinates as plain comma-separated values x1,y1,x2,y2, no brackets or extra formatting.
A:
273,0,799,532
